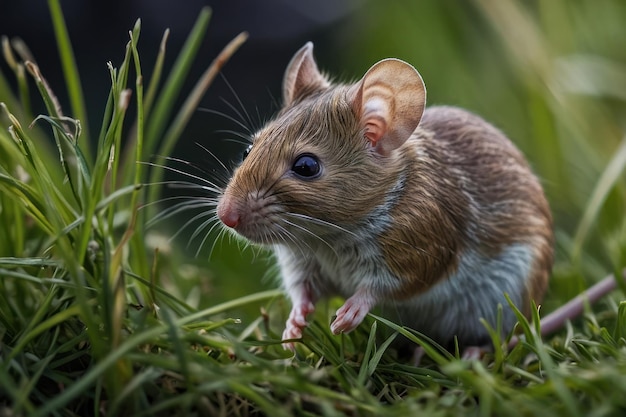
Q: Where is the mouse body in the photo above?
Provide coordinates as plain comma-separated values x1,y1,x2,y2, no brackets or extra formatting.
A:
217,42,553,350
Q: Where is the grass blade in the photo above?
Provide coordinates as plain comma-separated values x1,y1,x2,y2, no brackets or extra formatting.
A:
357,321,378,385
144,7,212,156
46,0,90,156
370,313,453,365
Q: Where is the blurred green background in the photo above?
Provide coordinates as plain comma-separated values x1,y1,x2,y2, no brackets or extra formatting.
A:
2,0,625,318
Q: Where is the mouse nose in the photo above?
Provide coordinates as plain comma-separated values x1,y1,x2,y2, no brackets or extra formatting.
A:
217,198,240,229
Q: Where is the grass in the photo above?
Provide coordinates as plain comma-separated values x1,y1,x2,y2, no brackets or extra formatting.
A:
1,0,626,416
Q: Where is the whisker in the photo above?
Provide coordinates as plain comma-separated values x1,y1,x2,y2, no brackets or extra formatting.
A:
220,97,253,134
194,142,232,177
254,104,266,130
168,209,217,244
260,176,287,201
161,181,220,193
282,211,444,262
214,129,251,142
222,137,252,147
207,225,230,260
194,217,223,258
280,217,339,259
220,73,254,129
189,209,218,243
141,195,213,213
141,194,194,208
274,224,310,260
283,212,359,239
197,108,251,134
147,199,215,228
141,160,224,192
265,86,280,114
156,146,233,187
144,179,221,195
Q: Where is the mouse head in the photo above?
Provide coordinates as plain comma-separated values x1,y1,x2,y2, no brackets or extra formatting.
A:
217,42,426,245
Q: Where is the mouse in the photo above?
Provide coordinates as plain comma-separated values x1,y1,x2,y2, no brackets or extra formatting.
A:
215,42,621,354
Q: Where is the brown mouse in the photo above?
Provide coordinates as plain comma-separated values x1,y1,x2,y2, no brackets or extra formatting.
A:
215,42,618,353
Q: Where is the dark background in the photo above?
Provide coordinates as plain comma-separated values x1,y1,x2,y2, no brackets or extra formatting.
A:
0,0,361,163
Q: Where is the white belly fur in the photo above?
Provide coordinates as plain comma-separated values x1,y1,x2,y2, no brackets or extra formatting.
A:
276,237,533,347
386,243,533,346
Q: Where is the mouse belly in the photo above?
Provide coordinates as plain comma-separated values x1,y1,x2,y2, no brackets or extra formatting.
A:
387,243,534,347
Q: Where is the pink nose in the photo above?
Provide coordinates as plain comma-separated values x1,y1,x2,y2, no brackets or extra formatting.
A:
217,199,240,229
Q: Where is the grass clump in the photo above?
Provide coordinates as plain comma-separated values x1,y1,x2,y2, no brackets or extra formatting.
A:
0,1,625,416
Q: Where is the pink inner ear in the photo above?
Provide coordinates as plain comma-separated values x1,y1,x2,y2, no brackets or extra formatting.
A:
364,118,386,145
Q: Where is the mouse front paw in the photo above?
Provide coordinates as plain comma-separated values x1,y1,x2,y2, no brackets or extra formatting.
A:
281,301,315,350
281,323,303,351
330,292,375,334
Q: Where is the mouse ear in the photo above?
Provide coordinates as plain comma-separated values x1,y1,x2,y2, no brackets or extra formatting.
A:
350,59,426,155
283,42,330,107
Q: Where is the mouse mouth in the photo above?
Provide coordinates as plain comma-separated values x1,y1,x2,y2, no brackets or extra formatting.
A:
230,220,285,245
217,189,342,247
224,210,332,248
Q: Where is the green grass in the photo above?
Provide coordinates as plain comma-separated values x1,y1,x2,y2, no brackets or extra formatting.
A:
1,0,626,416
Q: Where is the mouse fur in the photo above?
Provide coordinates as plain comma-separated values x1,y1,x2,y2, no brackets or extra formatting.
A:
216,42,553,350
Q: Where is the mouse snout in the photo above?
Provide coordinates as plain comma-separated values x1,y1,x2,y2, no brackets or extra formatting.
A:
217,196,240,229
216,188,281,244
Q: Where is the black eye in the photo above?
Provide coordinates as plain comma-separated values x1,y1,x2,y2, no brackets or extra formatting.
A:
242,144,253,161
291,154,321,179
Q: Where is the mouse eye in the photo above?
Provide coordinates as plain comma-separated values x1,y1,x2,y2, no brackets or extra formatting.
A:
242,144,253,161
291,154,322,179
